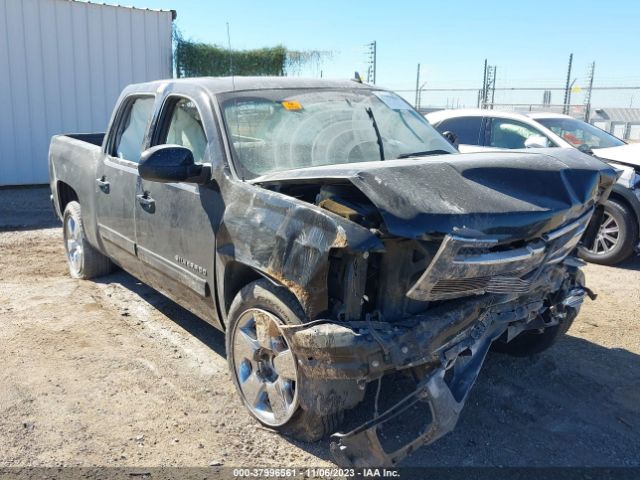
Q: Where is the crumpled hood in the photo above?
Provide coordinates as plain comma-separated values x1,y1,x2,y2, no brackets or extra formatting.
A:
252,149,617,241
593,143,640,168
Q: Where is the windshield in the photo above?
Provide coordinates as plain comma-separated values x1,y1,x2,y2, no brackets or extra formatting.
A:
536,117,625,150
219,88,456,178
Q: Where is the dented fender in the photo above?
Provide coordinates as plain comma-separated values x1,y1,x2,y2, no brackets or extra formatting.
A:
215,180,383,320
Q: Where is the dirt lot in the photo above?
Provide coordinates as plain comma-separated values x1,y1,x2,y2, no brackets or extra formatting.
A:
1,187,639,468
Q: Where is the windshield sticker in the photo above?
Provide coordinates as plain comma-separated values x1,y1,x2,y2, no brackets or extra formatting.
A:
373,91,412,110
281,100,303,111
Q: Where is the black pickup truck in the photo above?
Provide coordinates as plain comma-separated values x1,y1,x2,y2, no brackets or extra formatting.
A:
49,77,616,466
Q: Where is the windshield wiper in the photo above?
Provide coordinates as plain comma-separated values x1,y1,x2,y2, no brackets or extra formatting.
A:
365,107,385,161
396,149,451,159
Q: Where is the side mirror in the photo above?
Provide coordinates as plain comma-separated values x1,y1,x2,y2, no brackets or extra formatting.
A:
138,145,209,184
442,130,459,148
524,135,550,148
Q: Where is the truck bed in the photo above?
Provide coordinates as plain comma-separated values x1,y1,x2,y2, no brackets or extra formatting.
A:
64,133,105,147
48,133,106,235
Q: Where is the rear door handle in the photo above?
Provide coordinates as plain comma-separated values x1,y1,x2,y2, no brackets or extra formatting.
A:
136,193,155,208
96,177,110,193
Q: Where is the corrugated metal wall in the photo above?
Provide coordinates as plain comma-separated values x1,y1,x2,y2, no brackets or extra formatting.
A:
0,0,174,186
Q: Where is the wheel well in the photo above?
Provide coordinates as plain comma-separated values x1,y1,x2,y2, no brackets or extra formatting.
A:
223,261,263,317
57,181,78,213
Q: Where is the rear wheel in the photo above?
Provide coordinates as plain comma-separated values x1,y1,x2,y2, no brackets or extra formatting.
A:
579,199,638,265
62,201,113,279
226,279,343,442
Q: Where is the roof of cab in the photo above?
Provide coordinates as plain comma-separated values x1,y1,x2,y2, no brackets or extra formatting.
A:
125,76,379,96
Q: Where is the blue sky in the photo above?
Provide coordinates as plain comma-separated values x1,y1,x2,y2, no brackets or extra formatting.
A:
123,0,640,107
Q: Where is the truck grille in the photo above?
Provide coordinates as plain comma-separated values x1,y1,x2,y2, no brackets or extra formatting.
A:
407,209,592,301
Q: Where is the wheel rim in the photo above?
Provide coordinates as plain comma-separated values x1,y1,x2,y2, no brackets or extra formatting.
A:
64,215,83,273
230,308,299,427
587,212,620,255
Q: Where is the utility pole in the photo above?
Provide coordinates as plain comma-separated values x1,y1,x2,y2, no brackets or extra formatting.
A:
414,63,421,108
490,66,497,109
563,53,573,115
417,81,427,110
480,60,497,109
366,41,377,84
481,59,488,108
583,61,595,121
566,78,577,114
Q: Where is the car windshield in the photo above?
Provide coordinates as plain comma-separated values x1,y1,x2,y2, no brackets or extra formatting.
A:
219,88,456,179
536,117,625,150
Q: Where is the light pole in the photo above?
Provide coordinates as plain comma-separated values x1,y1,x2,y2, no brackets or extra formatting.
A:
416,81,427,111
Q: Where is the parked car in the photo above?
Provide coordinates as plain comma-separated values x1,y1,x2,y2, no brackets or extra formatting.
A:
427,109,640,265
49,78,616,467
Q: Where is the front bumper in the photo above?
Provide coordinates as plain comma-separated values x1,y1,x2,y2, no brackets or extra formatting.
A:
280,265,586,467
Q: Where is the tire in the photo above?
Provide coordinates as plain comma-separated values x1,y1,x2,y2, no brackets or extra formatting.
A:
226,279,343,442
491,311,575,357
492,269,584,357
579,198,638,265
62,201,113,279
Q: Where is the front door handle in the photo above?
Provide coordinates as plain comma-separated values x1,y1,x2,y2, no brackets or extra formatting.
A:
96,177,110,193
136,193,155,209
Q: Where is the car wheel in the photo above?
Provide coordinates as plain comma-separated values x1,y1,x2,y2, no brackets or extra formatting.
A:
226,279,343,442
491,310,576,357
492,271,584,357
62,201,113,279
579,199,638,265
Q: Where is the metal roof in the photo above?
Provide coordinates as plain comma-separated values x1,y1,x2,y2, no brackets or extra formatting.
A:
60,0,175,14
592,108,640,123
58,0,176,19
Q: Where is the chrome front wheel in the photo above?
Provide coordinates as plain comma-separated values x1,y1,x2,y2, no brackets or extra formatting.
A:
587,211,620,256
230,308,299,427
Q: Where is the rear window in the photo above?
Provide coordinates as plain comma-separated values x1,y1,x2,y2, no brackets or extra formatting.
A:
435,116,483,145
111,96,155,162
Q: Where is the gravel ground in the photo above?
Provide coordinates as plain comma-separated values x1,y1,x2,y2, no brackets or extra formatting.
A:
0,187,639,468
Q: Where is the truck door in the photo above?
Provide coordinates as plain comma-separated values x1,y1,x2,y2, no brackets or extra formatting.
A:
95,95,154,279
134,95,223,329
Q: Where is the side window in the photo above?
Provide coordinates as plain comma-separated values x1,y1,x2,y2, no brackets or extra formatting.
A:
488,118,549,149
112,96,154,162
435,117,483,145
156,97,208,164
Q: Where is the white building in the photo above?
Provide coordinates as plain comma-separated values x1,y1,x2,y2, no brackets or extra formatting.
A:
0,0,175,186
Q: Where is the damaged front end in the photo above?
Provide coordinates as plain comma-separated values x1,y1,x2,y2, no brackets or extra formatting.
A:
227,150,618,466
279,213,593,466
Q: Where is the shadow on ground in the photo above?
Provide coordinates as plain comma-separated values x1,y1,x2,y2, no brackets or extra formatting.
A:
95,270,227,358
98,268,640,468
0,186,60,231
616,254,640,271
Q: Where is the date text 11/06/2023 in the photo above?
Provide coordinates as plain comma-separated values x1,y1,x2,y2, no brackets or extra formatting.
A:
231,468,400,477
